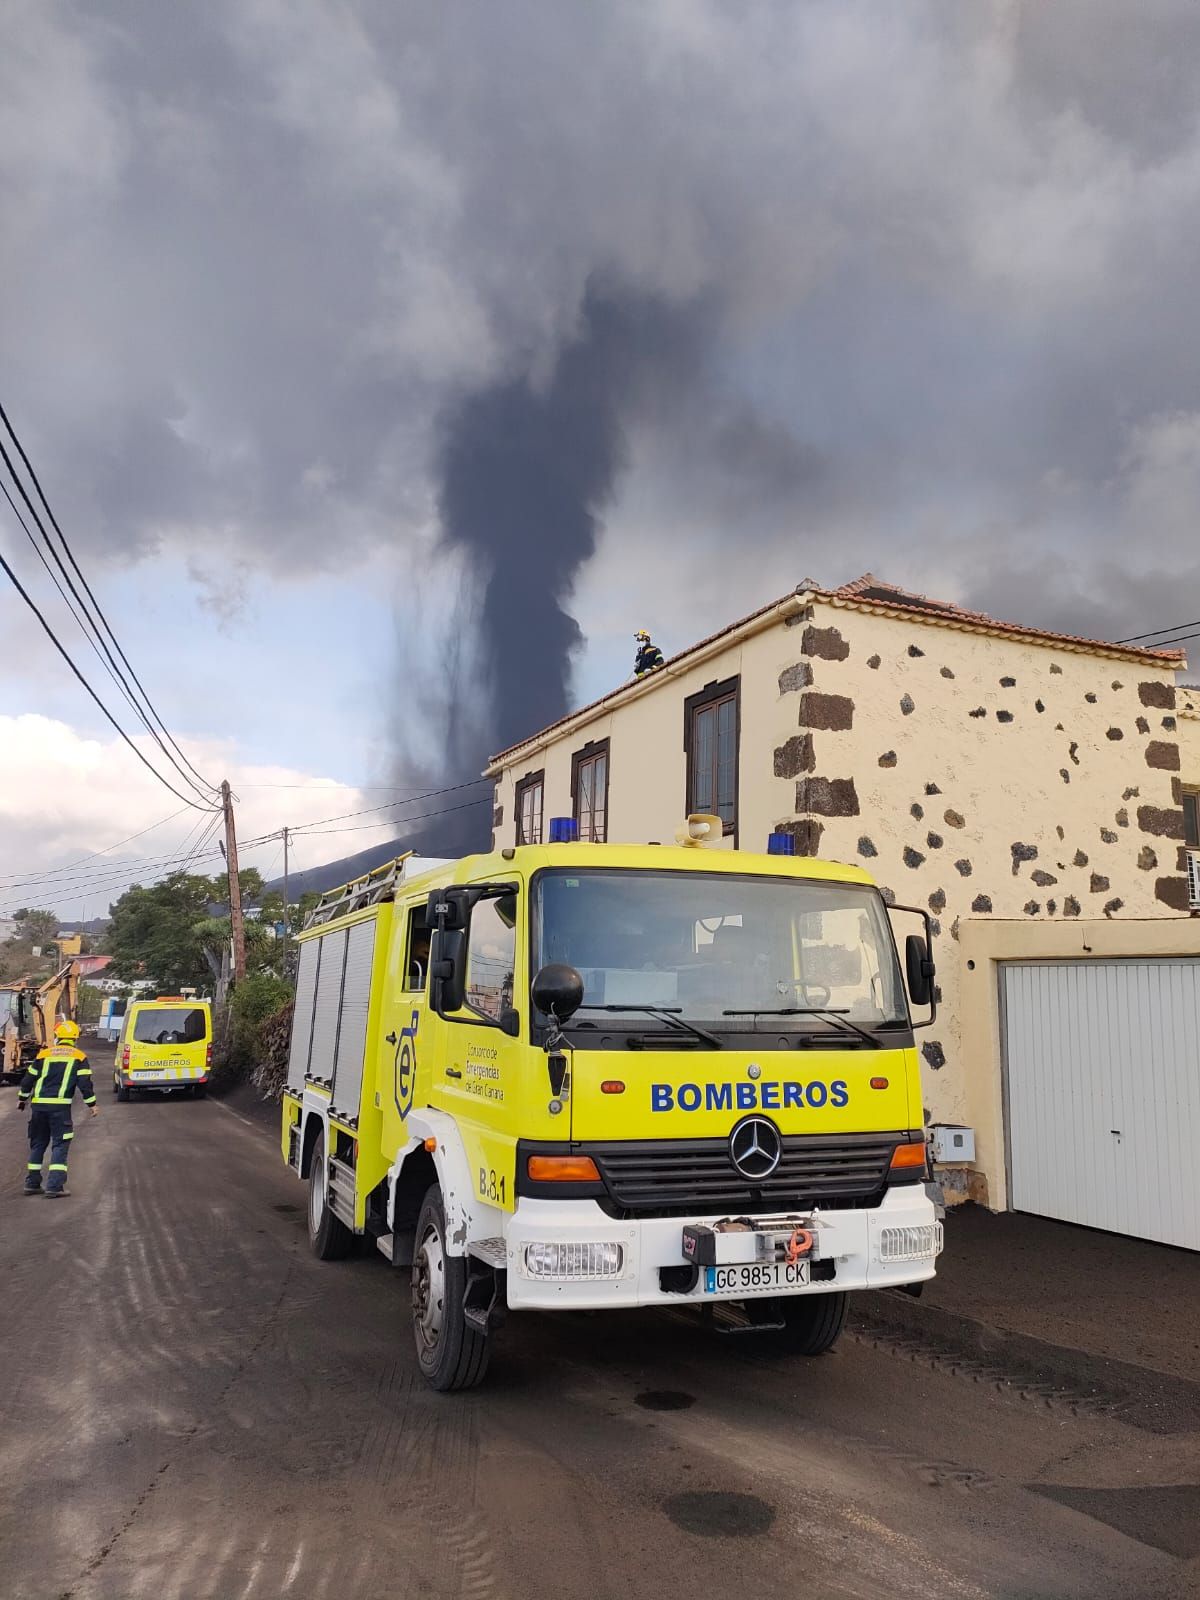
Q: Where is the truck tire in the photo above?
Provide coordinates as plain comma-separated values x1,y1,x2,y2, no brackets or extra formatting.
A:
307,1129,353,1261
412,1184,489,1392
116,1081,130,1102
777,1291,848,1356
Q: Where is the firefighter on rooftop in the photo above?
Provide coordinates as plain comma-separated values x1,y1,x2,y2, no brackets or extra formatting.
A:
16,1019,98,1198
633,628,665,677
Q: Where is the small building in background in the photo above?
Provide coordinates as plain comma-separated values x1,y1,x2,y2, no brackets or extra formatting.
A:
487,574,1200,1246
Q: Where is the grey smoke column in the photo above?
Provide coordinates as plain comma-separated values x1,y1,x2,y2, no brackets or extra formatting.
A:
432,282,701,815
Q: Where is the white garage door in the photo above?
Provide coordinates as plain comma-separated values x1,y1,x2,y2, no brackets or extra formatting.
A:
1002,959,1200,1250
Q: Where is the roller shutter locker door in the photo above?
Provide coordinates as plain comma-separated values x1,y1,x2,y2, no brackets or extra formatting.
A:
286,939,321,1094
331,919,377,1122
1002,958,1200,1250
308,928,348,1084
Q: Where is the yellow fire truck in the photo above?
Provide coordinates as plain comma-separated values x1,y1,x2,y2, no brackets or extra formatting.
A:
280,822,943,1390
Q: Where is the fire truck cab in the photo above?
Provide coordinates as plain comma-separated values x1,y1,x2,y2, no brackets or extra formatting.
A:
281,831,942,1390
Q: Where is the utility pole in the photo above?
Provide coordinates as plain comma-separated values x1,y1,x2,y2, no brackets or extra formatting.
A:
281,826,290,943
221,780,246,983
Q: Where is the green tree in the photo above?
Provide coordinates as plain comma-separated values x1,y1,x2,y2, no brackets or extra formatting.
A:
104,873,221,992
12,908,59,949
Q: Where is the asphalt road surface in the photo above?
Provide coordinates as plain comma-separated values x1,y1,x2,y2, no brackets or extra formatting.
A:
2,1047,1198,1600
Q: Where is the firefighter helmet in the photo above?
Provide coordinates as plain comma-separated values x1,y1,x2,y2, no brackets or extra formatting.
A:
54,1019,81,1042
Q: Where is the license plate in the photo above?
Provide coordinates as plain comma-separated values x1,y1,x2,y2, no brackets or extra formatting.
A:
704,1261,811,1294
133,1071,167,1080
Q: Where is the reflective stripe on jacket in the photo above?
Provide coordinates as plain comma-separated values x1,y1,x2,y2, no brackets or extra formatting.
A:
17,1048,97,1107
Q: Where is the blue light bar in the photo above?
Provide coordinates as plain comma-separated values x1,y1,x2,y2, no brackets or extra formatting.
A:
548,817,579,843
767,831,796,856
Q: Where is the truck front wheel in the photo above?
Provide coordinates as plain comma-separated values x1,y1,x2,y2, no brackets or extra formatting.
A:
412,1184,489,1392
307,1129,353,1261
776,1290,849,1356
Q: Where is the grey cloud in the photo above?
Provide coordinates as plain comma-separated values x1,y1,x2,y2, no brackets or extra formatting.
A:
3,0,1200,785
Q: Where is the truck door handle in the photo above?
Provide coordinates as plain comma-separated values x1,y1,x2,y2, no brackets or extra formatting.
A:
385,1032,397,1045
446,1067,462,1080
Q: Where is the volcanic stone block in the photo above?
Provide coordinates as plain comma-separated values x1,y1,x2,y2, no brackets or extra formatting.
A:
954,859,972,876
857,837,878,858
908,644,925,657
1046,899,1057,915
1138,681,1176,709
922,1042,946,1070
1011,842,1038,875
1060,769,1070,784
801,625,849,661
971,894,992,913
929,888,946,913
1050,663,1063,674
1035,699,1045,712
903,846,925,869
911,802,924,820
1163,716,1177,730
900,694,916,716
1000,676,1016,687
1111,681,1123,691
867,654,881,669
1138,805,1185,839
1136,717,1151,735
1031,870,1058,887
927,832,943,850
1145,741,1180,771
1106,728,1123,741
1100,828,1118,844
1089,873,1110,893
944,809,965,828
996,710,1014,723
797,776,860,817
1115,808,1129,827
940,667,955,679
1023,901,1040,916
1069,743,1080,765
1063,896,1081,917
1103,898,1124,917
493,806,503,826
878,750,898,767
1122,787,1140,800
1073,849,1088,867
774,734,815,778
969,707,986,718
1156,876,1190,911
1137,846,1157,870
1085,693,1098,704
798,692,854,731
924,782,942,795
778,662,812,694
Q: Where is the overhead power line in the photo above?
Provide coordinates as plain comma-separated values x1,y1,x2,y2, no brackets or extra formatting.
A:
290,794,492,838
0,399,218,801
0,543,218,812
0,805,194,890
1116,618,1200,645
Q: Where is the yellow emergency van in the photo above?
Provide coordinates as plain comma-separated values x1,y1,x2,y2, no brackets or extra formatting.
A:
281,827,943,1391
113,996,212,1100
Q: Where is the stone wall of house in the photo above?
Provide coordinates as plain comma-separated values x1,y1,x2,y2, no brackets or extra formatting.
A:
779,601,1188,1178
1181,683,1199,789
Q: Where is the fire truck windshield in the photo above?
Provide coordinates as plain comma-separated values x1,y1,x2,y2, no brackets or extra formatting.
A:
532,869,906,1028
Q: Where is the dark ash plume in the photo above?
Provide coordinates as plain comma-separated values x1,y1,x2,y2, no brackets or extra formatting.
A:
398,282,705,855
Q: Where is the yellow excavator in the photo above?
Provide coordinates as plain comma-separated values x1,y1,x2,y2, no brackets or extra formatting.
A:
0,960,80,1084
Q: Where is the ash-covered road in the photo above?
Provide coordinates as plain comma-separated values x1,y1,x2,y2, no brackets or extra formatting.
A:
2,1049,1196,1600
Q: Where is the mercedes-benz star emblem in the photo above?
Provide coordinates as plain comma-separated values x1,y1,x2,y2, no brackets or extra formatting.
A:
729,1115,783,1180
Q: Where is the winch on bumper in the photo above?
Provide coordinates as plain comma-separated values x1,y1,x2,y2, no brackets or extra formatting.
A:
500,1186,943,1311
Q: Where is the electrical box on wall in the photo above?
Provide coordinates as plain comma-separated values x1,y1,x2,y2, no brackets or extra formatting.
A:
930,1124,975,1163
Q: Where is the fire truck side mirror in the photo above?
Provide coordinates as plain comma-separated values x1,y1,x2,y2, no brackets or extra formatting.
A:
426,888,470,930
905,934,935,1009
431,929,467,1013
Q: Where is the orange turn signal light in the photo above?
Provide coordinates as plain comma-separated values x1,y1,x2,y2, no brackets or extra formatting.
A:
870,1076,889,1090
423,1137,438,1153
889,1141,927,1170
600,1080,625,1095
527,1155,601,1183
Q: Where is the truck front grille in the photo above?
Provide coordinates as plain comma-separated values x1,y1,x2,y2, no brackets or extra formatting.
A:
589,1132,902,1218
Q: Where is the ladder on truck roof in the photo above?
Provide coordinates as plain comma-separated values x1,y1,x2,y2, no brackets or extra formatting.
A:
302,853,455,929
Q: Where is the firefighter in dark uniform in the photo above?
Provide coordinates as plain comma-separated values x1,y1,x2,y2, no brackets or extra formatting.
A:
16,1019,98,1197
634,629,665,677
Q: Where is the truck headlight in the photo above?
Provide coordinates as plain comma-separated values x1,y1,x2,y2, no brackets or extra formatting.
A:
879,1223,943,1262
523,1242,624,1280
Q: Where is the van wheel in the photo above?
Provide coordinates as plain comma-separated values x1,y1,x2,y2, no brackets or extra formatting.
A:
307,1129,352,1261
116,1082,130,1102
412,1185,489,1392
192,1084,207,1099
776,1291,849,1356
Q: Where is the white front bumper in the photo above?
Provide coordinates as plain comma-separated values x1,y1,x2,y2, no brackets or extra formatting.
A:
500,1185,941,1311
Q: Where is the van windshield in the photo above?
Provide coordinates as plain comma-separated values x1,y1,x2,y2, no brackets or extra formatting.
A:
132,1008,208,1045
533,869,906,1028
